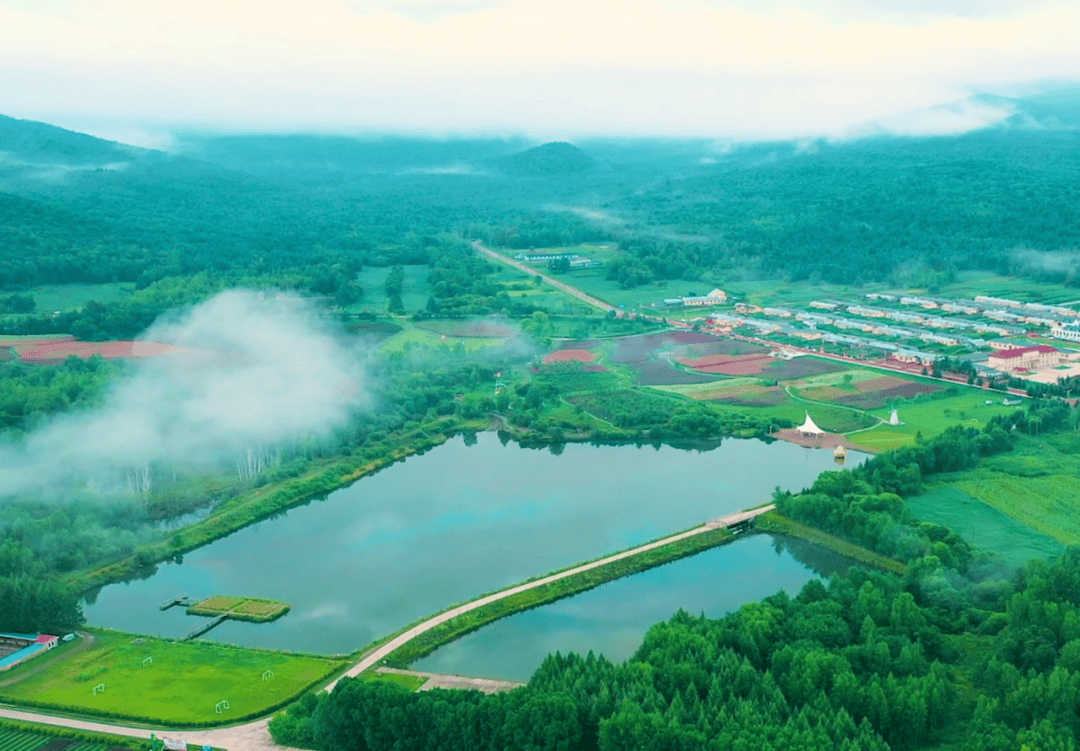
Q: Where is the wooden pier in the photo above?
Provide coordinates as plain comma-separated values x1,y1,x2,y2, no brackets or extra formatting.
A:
159,595,194,611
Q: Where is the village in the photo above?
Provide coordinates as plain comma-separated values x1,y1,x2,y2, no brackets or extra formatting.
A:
687,291,1080,387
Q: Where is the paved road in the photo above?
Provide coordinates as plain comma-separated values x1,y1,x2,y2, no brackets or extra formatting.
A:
472,241,619,315
0,505,775,750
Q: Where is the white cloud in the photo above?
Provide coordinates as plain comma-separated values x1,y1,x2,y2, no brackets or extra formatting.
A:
0,0,1077,138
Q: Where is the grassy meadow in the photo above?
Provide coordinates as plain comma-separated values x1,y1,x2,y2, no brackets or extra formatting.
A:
0,630,345,725
24,283,135,314
347,264,431,315
906,434,1080,557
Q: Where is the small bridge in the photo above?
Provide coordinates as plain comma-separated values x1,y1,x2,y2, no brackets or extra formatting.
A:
704,504,775,531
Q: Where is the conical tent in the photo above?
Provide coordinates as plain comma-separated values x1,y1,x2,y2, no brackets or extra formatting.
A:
889,409,900,425
797,412,825,436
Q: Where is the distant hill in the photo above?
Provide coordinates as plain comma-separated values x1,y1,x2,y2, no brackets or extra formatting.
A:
0,114,145,167
496,142,595,176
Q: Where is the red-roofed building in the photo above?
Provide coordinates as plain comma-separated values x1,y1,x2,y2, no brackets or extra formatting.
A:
988,344,1062,372
35,635,58,649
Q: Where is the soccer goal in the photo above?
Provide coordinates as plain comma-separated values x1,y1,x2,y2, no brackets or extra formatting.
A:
215,700,230,714
93,683,105,695
262,669,274,681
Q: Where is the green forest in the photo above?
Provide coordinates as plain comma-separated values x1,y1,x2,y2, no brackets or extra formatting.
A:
3,109,1080,748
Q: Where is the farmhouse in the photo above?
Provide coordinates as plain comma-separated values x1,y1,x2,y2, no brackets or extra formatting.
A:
513,252,579,262
1052,321,1080,343
988,345,1063,372
0,633,59,672
846,305,889,318
682,289,728,307
809,301,840,311
941,303,979,315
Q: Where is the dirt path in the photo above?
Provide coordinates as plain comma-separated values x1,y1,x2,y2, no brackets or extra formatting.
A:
0,506,775,750
375,667,523,694
472,241,619,315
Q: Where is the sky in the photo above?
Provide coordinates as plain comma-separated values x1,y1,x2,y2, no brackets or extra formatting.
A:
0,0,1077,144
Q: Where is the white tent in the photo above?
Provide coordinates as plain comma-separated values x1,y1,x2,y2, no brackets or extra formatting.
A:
797,412,825,436
889,409,900,426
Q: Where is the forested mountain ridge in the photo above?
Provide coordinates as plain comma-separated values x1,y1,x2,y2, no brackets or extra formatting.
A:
0,114,146,167
2,109,1080,310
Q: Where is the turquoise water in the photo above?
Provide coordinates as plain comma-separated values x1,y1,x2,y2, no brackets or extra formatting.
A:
413,533,847,682
83,433,864,655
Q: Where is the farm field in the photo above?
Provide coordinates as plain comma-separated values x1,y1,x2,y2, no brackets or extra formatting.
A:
0,631,345,725
14,340,194,362
647,352,987,444
0,727,129,751
936,270,1080,305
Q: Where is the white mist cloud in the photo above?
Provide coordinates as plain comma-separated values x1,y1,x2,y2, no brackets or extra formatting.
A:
0,0,1077,139
0,290,367,497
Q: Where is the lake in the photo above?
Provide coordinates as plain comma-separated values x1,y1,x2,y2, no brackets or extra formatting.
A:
413,533,848,681
83,433,865,657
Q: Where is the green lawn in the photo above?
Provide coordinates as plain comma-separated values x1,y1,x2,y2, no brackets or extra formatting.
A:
0,630,345,725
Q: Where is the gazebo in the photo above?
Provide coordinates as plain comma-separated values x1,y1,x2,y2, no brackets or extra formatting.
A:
797,412,825,437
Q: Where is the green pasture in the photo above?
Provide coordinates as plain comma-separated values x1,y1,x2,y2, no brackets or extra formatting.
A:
348,264,431,315
378,326,510,355
6,283,135,316
551,268,697,316
907,485,1063,567
0,630,344,725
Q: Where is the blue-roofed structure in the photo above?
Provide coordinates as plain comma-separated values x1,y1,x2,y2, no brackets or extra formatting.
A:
0,632,59,671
